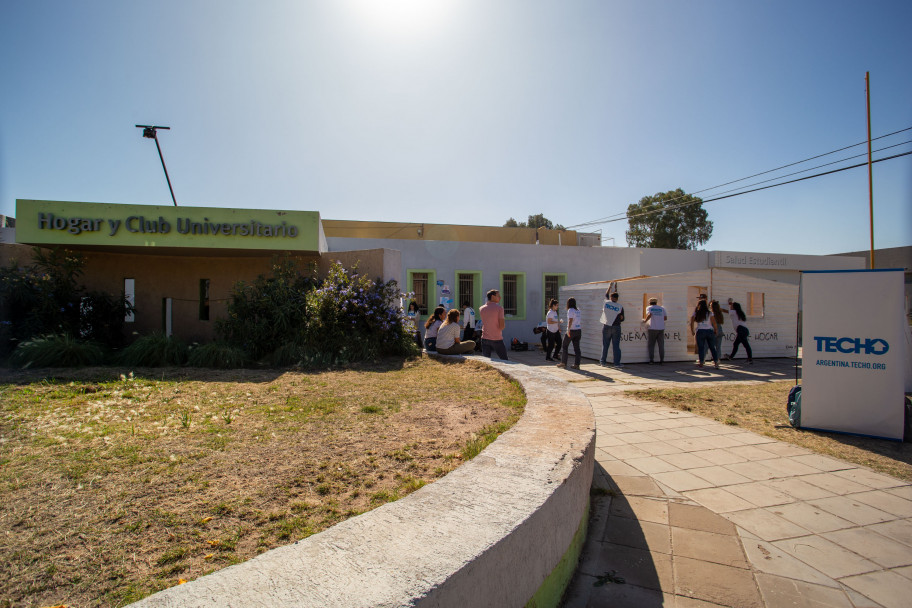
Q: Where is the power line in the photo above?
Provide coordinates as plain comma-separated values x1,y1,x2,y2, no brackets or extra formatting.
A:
613,150,912,225
566,125,912,229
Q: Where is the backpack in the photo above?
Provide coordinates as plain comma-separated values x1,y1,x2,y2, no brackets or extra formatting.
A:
786,385,801,428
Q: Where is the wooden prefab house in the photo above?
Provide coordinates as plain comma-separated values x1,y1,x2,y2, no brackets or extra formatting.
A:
560,269,799,363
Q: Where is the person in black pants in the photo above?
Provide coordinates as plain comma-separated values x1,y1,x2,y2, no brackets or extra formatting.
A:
545,299,563,361
728,301,754,363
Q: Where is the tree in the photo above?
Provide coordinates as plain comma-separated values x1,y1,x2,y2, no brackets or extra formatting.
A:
625,188,713,249
503,214,566,230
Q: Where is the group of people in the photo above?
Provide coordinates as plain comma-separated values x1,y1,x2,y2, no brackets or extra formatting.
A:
542,284,754,369
406,285,755,367
404,289,512,360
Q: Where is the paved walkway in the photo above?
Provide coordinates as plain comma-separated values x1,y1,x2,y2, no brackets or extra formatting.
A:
505,350,912,608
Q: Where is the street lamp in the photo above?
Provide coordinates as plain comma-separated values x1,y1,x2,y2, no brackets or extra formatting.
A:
135,124,178,207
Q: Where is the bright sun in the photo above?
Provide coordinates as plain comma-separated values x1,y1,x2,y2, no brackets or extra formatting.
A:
342,0,458,38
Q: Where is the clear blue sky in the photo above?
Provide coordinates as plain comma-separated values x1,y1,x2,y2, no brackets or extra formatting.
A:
2,0,910,255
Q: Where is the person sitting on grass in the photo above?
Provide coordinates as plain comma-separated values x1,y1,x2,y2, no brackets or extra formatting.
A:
435,308,477,355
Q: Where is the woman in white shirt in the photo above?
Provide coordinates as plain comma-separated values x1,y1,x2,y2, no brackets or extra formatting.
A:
545,299,562,361
423,306,445,352
557,298,582,369
436,309,476,355
689,299,719,368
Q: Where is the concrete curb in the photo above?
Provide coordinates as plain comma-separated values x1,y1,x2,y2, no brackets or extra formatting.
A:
128,355,596,608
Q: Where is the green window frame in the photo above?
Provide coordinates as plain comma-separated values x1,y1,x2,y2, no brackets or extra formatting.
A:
455,270,483,311
407,269,437,316
499,271,526,320
542,273,567,317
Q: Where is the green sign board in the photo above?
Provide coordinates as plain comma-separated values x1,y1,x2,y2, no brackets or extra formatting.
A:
15,200,324,253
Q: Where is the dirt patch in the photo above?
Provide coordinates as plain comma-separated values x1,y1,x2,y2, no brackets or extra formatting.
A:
0,356,525,608
627,382,912,482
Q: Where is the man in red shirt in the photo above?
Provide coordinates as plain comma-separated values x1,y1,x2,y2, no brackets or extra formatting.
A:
479,289,508,360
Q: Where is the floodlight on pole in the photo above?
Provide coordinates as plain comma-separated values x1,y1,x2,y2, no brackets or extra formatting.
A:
135,124,178,206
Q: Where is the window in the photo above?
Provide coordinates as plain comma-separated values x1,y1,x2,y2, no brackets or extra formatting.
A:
407,270,437,316
642,293,663,316
543,273,567,316
456,271,482,311
124,278,135,323
499,272,526,319
199,279,210,321
748,292,765,317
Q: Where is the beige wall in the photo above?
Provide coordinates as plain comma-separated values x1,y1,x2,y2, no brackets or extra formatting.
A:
0,244,400,343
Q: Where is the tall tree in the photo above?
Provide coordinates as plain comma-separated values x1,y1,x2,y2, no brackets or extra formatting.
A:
625,188,712,249
503,214,566,230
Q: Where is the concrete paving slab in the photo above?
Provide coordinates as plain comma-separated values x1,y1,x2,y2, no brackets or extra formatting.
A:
581,582,674,608
885,485,912,501
807,495,895,526
768,501,855,534
894,565,912,581
868,519,912,548
843,489,912,518
724,508,811,541
757,457,824,478
627,456,681,475
668,502,737,535
652,470,717,492
754,573,854,608
682,488,756,513
723,482,798,508
772,535,880,579
821,528,912,568
832,468,908,490
839,569,912,608
637,441,686,456
594,542,674,592
789,454,856,472
608,495,669,523
673,556,763,608
604,517,672,554
688,465,754,487
723,460,781,482
765,477,837,501
671,527,750,569
741,539,840,587
657,452,715,470
610,474,668,498
689,448,749,466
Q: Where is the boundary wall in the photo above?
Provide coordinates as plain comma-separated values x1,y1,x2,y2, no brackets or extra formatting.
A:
129,357,596,608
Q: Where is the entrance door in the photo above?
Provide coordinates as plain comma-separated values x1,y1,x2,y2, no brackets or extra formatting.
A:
686,286,707,354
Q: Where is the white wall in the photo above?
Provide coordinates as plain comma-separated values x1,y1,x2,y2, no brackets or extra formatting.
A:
561,269,799,363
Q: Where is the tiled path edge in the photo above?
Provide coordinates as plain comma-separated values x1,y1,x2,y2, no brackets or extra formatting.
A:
129,356,596,608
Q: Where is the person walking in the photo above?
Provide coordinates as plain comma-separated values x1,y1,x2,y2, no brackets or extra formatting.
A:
479,289,508,360
557,297,582,369
643,297,667,364
436,309,477,355
461,300,476,343
545,298,563,361
711,299,728,361
689,299,719,369
599,282,624,367
728,300,754,363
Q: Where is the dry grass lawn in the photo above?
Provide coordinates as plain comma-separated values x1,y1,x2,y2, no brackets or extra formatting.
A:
0,356,524,608
628,381,912,482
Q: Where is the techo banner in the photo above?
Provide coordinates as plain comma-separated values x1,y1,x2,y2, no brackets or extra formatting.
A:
801,269,906,440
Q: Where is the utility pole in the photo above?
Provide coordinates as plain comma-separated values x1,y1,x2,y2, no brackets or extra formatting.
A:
865,73,874,269
136,125,178,207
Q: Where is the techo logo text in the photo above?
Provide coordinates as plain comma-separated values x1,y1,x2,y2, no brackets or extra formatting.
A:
813,337,889,355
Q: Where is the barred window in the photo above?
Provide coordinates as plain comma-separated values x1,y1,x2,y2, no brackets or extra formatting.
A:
503,274,518,316
544,275,561,308
458,273,475,309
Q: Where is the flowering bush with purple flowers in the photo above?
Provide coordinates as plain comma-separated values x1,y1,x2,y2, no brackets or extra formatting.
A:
217,259,417,367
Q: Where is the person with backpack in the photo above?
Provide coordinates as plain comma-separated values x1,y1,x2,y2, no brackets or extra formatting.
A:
727,300,753,363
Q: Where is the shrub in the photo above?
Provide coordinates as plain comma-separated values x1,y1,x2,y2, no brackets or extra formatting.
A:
10,334,105,368
302,263,419,364
187,342,249,369
118,333,188,367
216,257,317,361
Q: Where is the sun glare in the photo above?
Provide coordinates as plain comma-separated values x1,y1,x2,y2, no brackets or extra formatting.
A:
342,0,459,38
